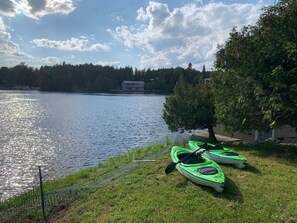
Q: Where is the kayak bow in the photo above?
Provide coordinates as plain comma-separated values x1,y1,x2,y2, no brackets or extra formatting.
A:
170,146,225,192
189,140,247,169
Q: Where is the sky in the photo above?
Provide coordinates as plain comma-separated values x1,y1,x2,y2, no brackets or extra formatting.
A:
0,0,276,71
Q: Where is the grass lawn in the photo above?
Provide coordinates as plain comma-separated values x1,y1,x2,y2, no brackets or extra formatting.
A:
47,142,297,223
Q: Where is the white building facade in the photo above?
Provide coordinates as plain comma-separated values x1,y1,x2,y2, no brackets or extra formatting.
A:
122,81,145,92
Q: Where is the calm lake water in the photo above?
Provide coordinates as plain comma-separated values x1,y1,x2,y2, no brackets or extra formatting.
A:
0,90,188,201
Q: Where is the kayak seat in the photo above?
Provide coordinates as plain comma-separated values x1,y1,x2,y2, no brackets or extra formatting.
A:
213,145,224,150
200,143,211,150
222,152,239,156
178,153,205,164
200,143,223,150
199,166,218,175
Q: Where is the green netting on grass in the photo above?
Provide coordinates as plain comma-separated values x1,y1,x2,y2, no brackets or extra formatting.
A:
0,145,169,223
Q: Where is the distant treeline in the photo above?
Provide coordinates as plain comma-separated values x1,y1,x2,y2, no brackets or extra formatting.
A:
0,62,209,93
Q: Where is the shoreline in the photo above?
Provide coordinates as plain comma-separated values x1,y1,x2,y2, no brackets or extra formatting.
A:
1,142,297,222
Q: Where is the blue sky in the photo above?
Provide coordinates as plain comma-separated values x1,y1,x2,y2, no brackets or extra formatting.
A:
0,0,276,70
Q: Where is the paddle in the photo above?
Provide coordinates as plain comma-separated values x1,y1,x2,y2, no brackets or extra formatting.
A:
165,149,204,175
201,142,223,150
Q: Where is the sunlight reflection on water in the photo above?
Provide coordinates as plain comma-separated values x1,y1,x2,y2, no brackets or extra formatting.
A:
0,91,190,201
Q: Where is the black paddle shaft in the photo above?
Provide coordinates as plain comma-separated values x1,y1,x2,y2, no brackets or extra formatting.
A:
164,149,203,175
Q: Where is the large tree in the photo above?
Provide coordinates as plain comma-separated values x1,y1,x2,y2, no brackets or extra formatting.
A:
163,77,217,142
213,0,297,133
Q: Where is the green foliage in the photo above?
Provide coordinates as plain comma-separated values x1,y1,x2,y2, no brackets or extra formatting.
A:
0,63,210,93
213,0,297,132
0,67,11,87
163,77,217,141
211,70,267,133
39,69,57,91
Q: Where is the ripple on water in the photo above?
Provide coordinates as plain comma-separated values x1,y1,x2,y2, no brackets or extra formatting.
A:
0,91,188,201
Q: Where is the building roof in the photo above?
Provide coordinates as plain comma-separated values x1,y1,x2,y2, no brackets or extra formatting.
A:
122,81,144,84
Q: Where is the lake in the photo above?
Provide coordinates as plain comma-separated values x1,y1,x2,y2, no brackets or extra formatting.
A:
0,90,188,201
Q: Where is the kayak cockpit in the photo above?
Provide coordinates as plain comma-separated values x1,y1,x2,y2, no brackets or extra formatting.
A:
177,153,205,164
200,143,223,150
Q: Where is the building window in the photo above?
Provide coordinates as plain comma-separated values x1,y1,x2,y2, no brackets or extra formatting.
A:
122,81,145,92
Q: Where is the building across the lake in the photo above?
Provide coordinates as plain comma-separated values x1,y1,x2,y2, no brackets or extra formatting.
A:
122,81,145,92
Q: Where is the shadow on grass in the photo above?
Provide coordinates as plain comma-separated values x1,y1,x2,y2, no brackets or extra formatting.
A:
220,176,243,203
218,163,261,175
242,163,261,175
193,176,243,203
175,178,189,189
227,143,297,166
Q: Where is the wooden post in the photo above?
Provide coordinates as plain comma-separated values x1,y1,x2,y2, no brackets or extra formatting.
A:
38,166,46,221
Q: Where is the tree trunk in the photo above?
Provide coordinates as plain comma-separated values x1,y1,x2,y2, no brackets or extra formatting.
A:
208,125,218,143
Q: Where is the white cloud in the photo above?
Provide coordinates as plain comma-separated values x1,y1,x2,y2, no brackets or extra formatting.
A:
95,61,121,67
111,13,124,22
89,43,110,51
40,56,60,65
0,17,5,31
111,1,267,69
27,0,46,14
0,0,75,19
112,26,137,49
0,17,32,59
32,37,110,52
29,0,75,18
195,0,203,5
0,0,16,17
0,0,76,67
140,52,170,69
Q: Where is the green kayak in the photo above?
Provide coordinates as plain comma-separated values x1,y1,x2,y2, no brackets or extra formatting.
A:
189,140,247,169
170,146,225,192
